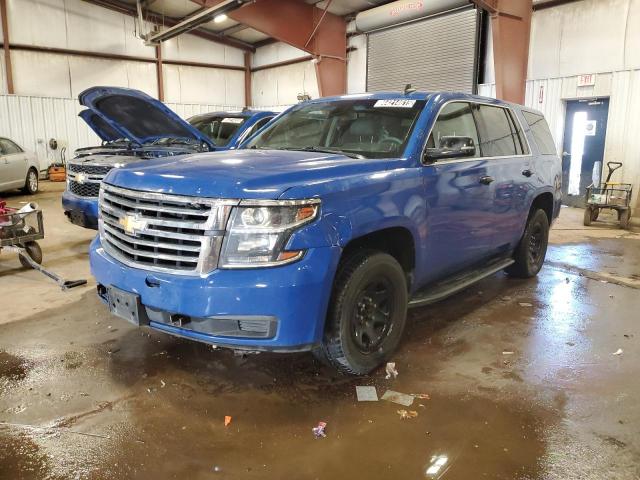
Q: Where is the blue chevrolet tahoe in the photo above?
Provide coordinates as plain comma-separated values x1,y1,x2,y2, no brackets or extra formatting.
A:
90,92,561,375
62,86,275,229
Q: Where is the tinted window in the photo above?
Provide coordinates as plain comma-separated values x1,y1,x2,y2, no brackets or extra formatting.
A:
522,111,556,155
505,110,529,155
247,99,425,159
426,102,480,158
0,139,22,155
473,104,523,157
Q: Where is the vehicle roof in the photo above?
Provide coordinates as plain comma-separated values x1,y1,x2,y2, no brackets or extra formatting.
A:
302,91,524,109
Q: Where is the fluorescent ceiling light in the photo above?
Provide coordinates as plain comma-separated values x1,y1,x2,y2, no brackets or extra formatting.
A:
214,14,228,23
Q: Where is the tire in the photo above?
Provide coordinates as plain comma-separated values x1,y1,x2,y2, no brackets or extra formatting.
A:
591,208,600,221
506,209,550,279
19,241,43,268
23,168,39,195
317,250,408,375
583,206,592,226
619,209,631,230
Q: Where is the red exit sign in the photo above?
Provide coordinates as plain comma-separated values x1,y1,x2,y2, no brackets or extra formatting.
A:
577,74,596,87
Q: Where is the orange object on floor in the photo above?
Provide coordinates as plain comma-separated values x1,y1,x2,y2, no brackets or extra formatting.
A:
224,415,232,427
49,165,66,182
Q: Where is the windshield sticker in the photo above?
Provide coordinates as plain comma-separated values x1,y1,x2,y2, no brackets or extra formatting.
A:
374,99,416,108
222,118,244,124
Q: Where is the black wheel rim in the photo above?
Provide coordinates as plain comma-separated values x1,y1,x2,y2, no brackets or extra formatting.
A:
527,223,544,266
350,277,395,354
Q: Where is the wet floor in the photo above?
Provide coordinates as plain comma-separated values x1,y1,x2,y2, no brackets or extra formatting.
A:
1,190,640,479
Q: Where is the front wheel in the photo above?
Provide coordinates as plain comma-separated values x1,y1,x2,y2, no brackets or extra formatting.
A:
506,209,550,278
583,206,593,226
317,251,408,375
23,168,39,195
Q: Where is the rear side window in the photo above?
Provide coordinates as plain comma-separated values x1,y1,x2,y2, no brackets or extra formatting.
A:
522,111,557,155
426,102,480,158
473,105,527,157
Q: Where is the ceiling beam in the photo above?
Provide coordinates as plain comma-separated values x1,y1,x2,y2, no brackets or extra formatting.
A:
81,0,255,51
192,0,347,96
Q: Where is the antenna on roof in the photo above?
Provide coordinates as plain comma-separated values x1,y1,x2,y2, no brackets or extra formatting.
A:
404,84,417,95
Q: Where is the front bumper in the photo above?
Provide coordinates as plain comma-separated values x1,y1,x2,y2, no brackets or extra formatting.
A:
62,190,99,230
90,236,341,351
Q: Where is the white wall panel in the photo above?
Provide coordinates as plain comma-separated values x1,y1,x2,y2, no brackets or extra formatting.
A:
0,51,6,95
12,51,71,98
252,42,308,68
528,0,640,80
8,0,67,49
347,34,367,94
162,64,244,106
163,34,244,67
252,61,319,107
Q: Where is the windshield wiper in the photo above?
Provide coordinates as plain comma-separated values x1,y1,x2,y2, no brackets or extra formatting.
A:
278,146,365,159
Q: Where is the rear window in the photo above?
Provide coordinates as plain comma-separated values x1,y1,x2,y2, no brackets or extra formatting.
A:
522,111,557,155
189,116,248,147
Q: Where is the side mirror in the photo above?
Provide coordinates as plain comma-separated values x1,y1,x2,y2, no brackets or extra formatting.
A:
425,136,476,162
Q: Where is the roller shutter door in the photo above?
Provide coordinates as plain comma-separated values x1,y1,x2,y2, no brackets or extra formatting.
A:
367,8,479,93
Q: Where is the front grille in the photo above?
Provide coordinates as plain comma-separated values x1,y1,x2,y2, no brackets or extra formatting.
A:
98,183,237,275
67,162,114,198
70,181,100,197
68,163,113,175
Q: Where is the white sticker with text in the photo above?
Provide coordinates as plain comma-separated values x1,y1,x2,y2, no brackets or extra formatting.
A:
374,99,416,108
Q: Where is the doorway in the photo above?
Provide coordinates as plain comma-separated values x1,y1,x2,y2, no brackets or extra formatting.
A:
561,98,610,207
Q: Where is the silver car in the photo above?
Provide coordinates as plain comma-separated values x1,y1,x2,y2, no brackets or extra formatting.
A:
0,137,40,194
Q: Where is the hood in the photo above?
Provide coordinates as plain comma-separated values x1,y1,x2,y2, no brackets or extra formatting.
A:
78,86,216,149
104,149,405,199
78,109,128,142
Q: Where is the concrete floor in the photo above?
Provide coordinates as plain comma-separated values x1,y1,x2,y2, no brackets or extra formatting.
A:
1,182,639,480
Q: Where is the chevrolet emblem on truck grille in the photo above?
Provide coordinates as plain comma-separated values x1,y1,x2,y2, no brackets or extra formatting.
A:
119,214,147,236
75,172,88,184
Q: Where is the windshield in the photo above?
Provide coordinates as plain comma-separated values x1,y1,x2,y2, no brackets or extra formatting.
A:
189,116,247,146
245,99,425,159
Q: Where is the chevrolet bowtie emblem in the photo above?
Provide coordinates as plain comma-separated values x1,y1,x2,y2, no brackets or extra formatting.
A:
119,214,147,236
75,172,88,184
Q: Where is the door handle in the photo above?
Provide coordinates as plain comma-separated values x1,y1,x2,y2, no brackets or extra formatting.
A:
562,151,571,157
479,175,494,185
522,169,534,177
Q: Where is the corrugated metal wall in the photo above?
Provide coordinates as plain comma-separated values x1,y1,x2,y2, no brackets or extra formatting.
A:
0,95,240,171
478,68,640,206
367,8,478,93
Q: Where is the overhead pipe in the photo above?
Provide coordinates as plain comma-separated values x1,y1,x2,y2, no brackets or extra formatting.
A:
143,0,248,44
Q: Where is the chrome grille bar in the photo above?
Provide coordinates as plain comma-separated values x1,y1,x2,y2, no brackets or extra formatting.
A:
98,183,238,275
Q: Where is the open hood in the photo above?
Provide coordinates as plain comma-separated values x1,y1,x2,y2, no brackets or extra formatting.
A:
78,86,216,149
78,109,129,142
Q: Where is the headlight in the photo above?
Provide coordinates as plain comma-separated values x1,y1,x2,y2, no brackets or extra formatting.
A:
219,199,320,268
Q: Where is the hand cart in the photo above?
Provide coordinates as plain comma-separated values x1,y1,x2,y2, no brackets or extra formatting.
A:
0,201,87,290
583,162,633,229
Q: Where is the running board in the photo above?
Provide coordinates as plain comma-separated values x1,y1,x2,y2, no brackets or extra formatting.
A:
408,258,514,308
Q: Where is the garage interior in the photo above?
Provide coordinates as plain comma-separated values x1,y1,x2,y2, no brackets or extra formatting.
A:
1,0,639,478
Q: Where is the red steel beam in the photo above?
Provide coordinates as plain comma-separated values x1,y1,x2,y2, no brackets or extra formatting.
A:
474,0,532,104
0,0,14,94
194,0,347,97
244,51,251,106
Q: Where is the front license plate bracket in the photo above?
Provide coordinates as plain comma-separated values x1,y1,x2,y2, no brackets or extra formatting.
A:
107,286,149,326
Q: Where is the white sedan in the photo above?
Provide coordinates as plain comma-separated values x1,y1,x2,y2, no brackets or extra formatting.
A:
0,137,40,194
